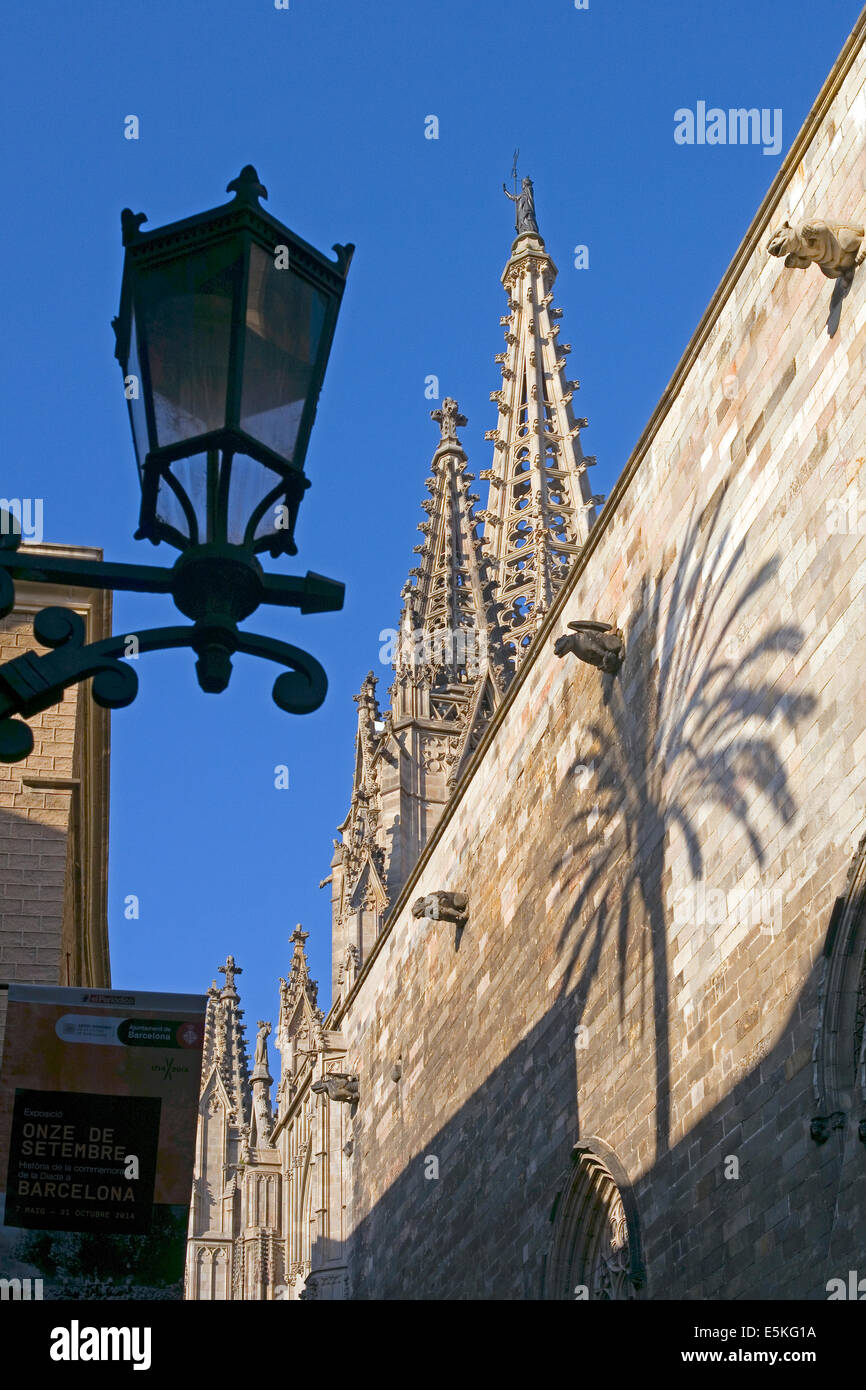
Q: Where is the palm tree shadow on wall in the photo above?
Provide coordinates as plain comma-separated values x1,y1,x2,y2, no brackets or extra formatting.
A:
555,501,817,1159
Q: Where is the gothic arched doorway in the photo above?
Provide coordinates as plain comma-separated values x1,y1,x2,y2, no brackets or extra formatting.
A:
543,1140,644,1300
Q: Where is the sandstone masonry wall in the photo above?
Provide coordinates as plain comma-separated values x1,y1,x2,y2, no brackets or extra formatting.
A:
0,553,111,1063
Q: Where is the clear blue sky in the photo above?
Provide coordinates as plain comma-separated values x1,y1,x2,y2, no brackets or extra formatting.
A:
1,0,860,1046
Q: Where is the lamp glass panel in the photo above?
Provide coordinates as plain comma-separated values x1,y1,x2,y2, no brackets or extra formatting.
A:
225,454,283,545
126,310,150,476
153,454,208,544
139,241,240,449
240,244,328,463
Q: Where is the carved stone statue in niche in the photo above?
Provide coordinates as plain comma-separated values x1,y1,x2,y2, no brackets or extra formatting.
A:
340,943,359,989
254,1020,271,1070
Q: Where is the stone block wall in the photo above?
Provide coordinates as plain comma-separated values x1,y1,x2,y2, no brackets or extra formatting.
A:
0,549,111,1062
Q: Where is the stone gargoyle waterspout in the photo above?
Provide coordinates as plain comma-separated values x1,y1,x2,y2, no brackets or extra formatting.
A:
411,891,469,926
766,218,864,285
311,1073,359,1104
554,620,625,676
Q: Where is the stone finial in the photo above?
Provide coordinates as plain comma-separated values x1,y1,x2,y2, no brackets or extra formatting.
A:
767,218,864,284
411,890,469,925
219,954,242,992
554,620,625,676
431,397,467,445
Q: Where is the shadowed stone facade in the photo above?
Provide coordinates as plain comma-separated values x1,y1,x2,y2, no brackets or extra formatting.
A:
187,13,866,1300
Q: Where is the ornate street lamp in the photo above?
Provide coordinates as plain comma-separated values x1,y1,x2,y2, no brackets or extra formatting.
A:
114,163,352,559
0,167,353,762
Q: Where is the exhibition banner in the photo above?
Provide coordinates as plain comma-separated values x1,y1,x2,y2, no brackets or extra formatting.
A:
0,983,206,1300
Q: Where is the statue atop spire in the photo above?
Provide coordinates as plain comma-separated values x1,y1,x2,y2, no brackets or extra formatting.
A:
290,923,309,950
503,175,539,236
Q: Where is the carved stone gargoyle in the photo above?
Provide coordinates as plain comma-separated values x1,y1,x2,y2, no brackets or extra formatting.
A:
411,891,469,926
767,218,864,285
810,1111,845,1144
554,620,625,676
311,1073,359,1105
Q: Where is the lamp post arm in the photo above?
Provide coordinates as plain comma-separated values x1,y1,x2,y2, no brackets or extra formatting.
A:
0,547,343,613
0,610,330,763
0,547,177,595
0,521,340,759
260,571,345,613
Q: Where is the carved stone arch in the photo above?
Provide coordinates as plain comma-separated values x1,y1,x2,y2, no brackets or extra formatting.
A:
196,1245,213,1300
813,828,866,1134
213,1246,228,1300
543,1138,645,1300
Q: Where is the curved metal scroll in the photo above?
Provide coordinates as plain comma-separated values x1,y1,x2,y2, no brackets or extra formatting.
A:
0,587,328,762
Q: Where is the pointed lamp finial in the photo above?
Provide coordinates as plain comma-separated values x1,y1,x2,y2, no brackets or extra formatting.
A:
226,165,268,206
291,923,309,950
120,208,148,246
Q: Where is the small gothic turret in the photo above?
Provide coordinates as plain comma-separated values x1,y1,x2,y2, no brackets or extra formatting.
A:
394,396,509,757
210,954,250,1126
186,955,254,1300
276,925,325,1109
328,676,389,1000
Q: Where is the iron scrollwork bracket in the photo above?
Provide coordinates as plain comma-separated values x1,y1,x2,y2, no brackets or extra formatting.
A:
0,530,340,763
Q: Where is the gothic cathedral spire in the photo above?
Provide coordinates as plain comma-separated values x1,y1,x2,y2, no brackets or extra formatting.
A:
480,181,602,669
396,396,509,723
328,402,510,1001
328,187,600,1000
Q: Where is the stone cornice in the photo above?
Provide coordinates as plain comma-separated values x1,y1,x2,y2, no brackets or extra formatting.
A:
331,11,866,1030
